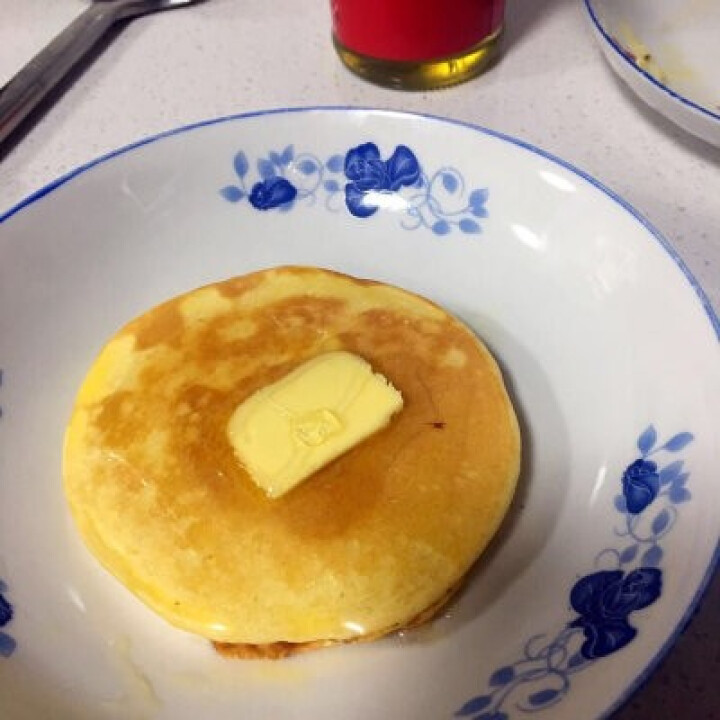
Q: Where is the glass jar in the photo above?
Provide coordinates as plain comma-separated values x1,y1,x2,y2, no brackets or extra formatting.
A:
331,0,505,90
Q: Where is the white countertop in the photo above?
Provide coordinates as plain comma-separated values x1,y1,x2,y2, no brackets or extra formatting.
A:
1,1,718,717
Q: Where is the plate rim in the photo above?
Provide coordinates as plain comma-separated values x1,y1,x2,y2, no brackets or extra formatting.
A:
1,106,717,336
583,0,720,126
0,105,717,720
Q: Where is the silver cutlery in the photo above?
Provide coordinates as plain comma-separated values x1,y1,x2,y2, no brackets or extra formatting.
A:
0,0,204,150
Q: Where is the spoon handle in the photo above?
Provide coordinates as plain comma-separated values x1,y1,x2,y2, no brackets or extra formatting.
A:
0,3,125,149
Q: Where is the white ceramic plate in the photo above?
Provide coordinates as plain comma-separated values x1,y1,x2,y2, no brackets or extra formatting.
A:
0,108,718,720
585,0,720,146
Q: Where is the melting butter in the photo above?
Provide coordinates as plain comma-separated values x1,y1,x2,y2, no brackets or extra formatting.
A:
227,351,403,497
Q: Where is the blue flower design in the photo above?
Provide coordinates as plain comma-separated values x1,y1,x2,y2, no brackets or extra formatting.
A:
248,176,297,211
0,592,11,626
344,182,378,219
622,459,660,514
568,568,662,660
220,141,488,235
0,581,15,657
344,142,386,191
343,143,420,218
456,427,691,718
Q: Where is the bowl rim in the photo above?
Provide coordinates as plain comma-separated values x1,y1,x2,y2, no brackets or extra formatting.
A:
583,0,720,126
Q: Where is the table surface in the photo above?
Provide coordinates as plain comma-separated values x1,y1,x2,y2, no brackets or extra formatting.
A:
0,1,718,718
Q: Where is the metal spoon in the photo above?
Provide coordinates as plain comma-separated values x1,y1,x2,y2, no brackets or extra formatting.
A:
0,0,204,149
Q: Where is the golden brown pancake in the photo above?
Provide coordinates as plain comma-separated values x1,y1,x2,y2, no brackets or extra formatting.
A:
63,266,520,652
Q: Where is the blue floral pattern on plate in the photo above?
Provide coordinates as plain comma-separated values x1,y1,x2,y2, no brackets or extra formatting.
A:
220,142,489,236
343,143,420,217
0,579,15,658
455,426,693,719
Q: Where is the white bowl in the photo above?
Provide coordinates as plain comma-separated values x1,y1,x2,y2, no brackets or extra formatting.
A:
0,108,718,719
585,0,720,146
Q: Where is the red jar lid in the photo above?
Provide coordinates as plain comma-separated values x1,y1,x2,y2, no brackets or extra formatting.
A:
332,0,504,63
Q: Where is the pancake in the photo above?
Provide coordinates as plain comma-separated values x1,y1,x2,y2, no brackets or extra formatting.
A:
63,266,521,652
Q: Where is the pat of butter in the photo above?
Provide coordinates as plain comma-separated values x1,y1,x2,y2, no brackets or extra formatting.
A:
227,351,403,498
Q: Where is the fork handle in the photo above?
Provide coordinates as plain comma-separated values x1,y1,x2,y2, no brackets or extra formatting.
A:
0,3,126,149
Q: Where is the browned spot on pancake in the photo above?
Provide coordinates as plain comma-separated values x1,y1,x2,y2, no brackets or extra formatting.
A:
95,391,136,447
213,638,338,660
130,298,186,350
214,271,267,299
